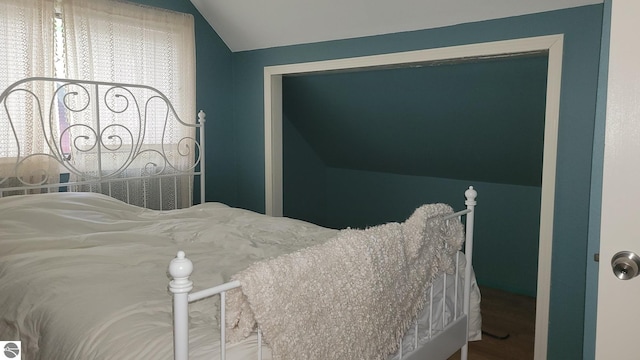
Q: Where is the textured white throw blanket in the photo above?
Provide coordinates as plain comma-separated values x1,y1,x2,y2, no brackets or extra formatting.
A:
226,203,464,360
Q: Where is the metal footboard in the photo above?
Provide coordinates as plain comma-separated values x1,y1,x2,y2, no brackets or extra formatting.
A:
169,254,244,360
168,186,476,360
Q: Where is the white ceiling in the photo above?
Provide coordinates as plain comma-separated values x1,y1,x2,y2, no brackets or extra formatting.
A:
189,0,603,52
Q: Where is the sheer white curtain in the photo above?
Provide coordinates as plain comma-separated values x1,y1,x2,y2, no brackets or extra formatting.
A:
61,0,197,208
0,0,60,191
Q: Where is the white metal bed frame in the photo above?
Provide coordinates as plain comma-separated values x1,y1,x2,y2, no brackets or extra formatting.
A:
1,77,478,360
169,186,477,360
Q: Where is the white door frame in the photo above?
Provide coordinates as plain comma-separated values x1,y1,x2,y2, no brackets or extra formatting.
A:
264,34,564,359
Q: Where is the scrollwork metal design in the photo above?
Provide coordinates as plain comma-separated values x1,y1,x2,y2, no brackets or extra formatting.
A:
58,82,91,113
0,77,203,196
104,86,134,114
13,153,59,186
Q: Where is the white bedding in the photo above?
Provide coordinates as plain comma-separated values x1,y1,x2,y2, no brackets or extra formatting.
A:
0,192,480,360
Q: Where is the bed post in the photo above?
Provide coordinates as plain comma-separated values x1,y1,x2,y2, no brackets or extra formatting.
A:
169,251,194,360
198,110,206,205
461,186,477,360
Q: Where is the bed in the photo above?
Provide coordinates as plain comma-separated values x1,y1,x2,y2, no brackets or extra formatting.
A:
0,77,481,360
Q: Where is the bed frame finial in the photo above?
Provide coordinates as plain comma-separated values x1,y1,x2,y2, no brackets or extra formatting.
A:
465,186,477,206
169,251,193,294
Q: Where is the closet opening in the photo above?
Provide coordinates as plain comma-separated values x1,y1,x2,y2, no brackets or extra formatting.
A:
264,34,563,359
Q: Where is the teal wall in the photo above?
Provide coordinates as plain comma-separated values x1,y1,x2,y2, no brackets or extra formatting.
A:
281,56,548,187
129,0,236,205
283,114,327,225
230,5,603,359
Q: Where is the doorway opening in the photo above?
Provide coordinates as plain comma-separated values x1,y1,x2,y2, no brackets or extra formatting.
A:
264,34,563,359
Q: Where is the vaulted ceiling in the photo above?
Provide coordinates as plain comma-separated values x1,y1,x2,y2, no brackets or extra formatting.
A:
189,0,602,52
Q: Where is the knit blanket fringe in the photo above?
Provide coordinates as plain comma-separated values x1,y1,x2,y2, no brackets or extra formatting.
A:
225,203,464,360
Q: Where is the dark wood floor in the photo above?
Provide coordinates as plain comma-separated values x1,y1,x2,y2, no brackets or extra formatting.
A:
448,286,536,360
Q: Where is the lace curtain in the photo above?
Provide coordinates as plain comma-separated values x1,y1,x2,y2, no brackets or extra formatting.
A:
62,0,196,208
0,0,60,191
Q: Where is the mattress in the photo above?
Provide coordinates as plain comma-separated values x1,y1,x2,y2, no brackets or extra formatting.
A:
0,192,480,360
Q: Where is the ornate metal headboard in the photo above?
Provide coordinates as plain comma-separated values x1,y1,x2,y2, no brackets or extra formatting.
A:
0,77,205,209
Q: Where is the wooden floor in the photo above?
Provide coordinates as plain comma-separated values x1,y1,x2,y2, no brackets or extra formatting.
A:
448,286,536,360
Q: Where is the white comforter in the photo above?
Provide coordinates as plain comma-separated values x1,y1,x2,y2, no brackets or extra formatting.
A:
0,192,481,360
0,192,338,360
